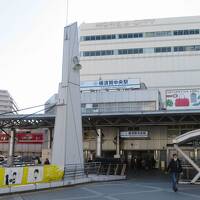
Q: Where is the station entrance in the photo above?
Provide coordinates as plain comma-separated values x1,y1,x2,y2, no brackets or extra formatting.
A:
125,150,156,170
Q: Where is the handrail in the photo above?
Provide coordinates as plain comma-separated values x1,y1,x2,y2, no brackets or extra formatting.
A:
64,162,127,180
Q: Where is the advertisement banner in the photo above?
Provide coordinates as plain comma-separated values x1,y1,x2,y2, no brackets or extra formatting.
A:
4,168,23,185
27,166,44,183
0,132,43,144
81,79,140,91
0,165,64,187
166,89,200,110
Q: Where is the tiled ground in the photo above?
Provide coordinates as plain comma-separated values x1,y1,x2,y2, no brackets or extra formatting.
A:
1,171,200,200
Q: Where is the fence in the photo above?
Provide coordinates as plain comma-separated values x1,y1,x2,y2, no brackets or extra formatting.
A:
64,162,127,180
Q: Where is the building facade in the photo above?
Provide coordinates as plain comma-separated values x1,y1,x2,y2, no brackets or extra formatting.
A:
42,16,200,169
0,90,18,114
79,16,200,105
78,16,200,168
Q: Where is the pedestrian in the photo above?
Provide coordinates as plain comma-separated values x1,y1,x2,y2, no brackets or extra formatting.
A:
167,154,182,192
44,158,50,165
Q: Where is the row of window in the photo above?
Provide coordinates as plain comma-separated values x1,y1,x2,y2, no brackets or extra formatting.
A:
83,34,116,41
118,48,143,55
81,45,200,57
81,29,200,41
82,50,114,57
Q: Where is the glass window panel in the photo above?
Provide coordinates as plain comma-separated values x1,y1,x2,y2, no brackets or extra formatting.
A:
177,30,184,35
138,33,143,38
139,48,143,53
101,35,106,40
154,48,161,53
143,48,154,53
128,33,133,38
179,46,184,51
189,30,195,34
185,46,195,51
195,45,200,51
173,31,178,35
123,49,128,54
83,52,90,56
101,51,106,56
127,49,133,54
122,34,128,38
145,32,155,37
133,49,138,54
91,36,95,40
85,36,90,41
96,35,100,40
118,50,123,54
96,51,101,56
90,51,95,56
166,47,171,52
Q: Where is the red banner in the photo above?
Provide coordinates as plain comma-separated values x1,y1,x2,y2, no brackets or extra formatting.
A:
0,132,44,144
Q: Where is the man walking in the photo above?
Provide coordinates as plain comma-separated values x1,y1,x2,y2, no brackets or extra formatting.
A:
167,154,182,192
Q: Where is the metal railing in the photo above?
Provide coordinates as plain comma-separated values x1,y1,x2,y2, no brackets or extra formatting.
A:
180,164,200,182
64,162,127,180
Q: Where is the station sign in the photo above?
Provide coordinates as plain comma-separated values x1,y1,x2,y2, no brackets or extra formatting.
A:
166,89,200,110
80,79,140,91
120,131,149,138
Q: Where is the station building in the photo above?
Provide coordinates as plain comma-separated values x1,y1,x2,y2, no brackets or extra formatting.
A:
2,16,200,169
78,16,200,168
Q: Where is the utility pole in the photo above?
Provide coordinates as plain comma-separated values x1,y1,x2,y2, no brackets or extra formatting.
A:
8,128,16,166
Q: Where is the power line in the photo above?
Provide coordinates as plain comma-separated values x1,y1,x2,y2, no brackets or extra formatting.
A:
0,104,56,130
0,104,49,116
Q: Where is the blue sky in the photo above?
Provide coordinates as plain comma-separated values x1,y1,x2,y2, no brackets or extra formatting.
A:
0,0,200,113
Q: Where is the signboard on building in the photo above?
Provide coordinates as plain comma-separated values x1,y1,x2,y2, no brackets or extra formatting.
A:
166,89,200,110
0,132,43,144
120,131,149,138
80,79,140,91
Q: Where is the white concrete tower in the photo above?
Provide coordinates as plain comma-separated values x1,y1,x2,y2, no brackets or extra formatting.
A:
52,23,84,170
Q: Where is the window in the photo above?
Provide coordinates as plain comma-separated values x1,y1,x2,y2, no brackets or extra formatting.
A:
81,45,200,57
138,33,143,38
154,47,171,53
174,46,184,52
145,32,155,37
96,35,100,40
85,36,91,41
96,51,100,56
173,29,200,36
128,33,133,38
91,36,95,40
81,28,200,42
195,45,200,51
174,45,200,52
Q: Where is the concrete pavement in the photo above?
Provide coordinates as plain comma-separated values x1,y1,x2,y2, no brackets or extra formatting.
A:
1,173,200,200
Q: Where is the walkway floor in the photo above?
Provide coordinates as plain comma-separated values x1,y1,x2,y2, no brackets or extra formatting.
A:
1,170,200,200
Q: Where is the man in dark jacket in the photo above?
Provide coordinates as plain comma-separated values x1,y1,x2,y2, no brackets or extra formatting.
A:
167,154,182,192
